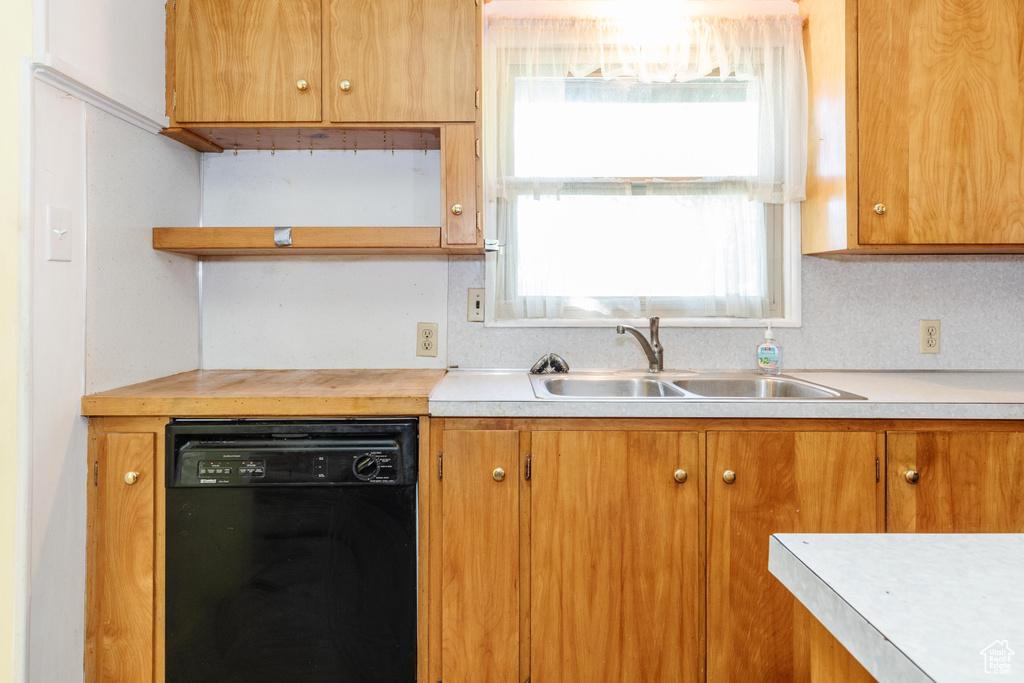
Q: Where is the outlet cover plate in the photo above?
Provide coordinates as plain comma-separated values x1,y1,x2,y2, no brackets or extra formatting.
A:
919,319,940,354
417,322,439,357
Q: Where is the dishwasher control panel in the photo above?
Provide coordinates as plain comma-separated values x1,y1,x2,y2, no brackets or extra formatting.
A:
167,419,417,488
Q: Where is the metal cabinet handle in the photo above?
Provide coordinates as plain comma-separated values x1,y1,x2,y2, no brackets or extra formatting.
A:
674,469,688,484
905,470,920,484
493,468,505,482
339,79,352,92
124,472,139,485
723,470,737,485
874,203,887,215
296,79,309,91
451,204,464,216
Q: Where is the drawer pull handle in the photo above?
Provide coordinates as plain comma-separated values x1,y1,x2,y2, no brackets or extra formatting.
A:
905,470,919,484
124,472,139,485
674,469,688,484
493,468,506,482
723,470,737,485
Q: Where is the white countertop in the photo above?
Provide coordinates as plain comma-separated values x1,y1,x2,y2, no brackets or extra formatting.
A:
769,534,1024,682
428,370,1024,419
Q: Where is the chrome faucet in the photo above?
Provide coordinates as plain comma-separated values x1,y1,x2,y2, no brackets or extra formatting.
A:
616,316,663,373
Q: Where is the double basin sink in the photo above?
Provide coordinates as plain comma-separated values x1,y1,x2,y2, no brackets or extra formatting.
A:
531,372,866,401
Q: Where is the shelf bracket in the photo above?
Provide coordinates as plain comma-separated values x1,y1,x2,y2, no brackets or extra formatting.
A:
274,226,293,247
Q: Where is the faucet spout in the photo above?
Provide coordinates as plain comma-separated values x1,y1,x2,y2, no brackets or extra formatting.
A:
616,316,663,372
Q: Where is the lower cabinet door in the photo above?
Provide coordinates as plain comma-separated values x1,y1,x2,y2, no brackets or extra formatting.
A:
440,429,521,683
887,430,1024,532
530,430,702,683
86,418,165,683
706,430,883,682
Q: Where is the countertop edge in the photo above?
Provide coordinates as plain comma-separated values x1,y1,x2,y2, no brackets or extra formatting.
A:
768,536,933,683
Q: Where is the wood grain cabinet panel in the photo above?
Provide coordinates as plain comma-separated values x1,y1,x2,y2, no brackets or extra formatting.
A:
801,0,1024,252
440,430,521,683
887,430,1024,533
706,430,882,682
530,431,702,683
86,418,167,683
328,0,476,123
173,0,322,123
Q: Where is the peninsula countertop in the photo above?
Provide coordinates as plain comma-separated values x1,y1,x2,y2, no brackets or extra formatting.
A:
769,533,1024,682
429,369,1024,419
81,369,447,417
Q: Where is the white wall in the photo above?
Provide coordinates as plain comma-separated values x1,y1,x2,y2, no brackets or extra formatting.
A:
27,80,88,683
34,0,167,125
446,255,1024,371
201,150,449,369
85,107,200,393
25,87,199,683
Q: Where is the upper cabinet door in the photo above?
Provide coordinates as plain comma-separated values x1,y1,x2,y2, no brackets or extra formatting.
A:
858,0,1024,245
328,0,476,123
174,0,322,123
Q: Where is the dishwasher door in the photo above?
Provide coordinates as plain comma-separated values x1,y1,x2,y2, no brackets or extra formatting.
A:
165,419,418,683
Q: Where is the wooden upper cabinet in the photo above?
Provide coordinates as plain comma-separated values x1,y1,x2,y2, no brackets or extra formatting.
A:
887,430,1024,533
173,0,322,123
530,431,703,683
706,430,882,682
328,0,476,123
800,0,1024,252
858,0,1024,245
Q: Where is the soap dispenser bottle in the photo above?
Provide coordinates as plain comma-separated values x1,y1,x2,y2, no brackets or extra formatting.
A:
756,323,782,375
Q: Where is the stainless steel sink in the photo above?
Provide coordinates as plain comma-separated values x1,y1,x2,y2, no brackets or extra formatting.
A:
671,376,852,399
530,372,866,401
537,377,687,398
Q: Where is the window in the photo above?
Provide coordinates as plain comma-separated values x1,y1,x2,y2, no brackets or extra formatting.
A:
482,5,807,326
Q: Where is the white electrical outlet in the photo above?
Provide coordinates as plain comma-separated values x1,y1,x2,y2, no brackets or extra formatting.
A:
919,319,940,354
467,288,485,322
416,322,439,357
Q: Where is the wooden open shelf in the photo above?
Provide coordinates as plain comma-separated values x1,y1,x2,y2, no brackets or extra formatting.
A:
161,125,443,154
152,226,457,256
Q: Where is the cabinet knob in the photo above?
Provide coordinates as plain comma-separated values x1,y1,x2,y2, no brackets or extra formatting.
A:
905,470,920,484
296,79,309,91
674,469,688,484
339,79,352,92
874,203,887,215
723,470,737,485
492,467,506,482
124,471,139,485
451,204,464,216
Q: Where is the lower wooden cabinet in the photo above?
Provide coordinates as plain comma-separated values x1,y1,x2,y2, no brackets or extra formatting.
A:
85,417,167,683
706,431,883,682
530,431,702,682
887,430,1024,532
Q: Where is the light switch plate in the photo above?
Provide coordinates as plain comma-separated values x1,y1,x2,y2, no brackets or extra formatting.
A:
468,288,485,322
46,205,72,262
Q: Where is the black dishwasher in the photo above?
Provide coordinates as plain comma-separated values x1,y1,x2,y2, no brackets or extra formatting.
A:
165,418,418,683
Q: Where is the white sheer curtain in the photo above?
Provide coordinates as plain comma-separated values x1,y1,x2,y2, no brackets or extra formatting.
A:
483,8,806,322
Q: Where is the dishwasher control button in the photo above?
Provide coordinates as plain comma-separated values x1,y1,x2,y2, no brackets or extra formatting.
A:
353,455,380,481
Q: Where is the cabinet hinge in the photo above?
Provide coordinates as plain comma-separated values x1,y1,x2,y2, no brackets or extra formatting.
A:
437,452,443,480
875,457,880,483
93,461,98,487
475,138,481,160
172,89,177,111
475,88,480,109
525,453,531,481
476,210,482,235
